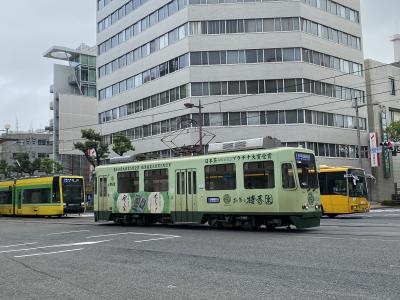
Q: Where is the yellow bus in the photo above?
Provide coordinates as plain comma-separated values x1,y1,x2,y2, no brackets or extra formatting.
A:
318,166,370,218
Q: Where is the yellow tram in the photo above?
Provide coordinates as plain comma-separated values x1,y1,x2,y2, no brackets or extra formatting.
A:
0,176,85,216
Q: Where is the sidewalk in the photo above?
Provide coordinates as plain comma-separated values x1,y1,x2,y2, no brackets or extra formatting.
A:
370,203,399,209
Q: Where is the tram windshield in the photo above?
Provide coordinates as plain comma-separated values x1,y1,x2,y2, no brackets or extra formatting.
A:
295,152,319,189
347,169,367,197
61,178,84,204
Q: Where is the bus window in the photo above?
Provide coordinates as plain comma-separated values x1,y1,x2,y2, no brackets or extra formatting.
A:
327,172,347,196
117,171,139,193
318,172,328,195
295,152,318,189
282,163,296,189
347,170,367,197
205,164,236,190
244,161,275,189
144,169,168,192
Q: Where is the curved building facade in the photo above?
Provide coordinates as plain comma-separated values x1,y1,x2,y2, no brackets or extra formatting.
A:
96,0,368,169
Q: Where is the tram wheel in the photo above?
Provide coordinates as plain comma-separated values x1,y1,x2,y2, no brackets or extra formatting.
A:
328,214,338,218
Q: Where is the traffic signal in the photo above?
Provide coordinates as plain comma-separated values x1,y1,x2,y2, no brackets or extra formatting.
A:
380,141,397,156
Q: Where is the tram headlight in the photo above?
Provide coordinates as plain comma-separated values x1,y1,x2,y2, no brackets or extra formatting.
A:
302,205,309,210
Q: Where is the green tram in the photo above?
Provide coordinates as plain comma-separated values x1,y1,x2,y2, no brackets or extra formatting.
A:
94,147,321,229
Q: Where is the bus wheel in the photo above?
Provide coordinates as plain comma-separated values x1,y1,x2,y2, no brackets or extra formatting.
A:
328,214,338,218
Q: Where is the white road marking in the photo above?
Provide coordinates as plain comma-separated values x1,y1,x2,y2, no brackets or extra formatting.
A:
86,232,181,239
0,239,112,254
0,242,38,248
307,236,400,243
14,248,84,258
47,230,90,236
370,209,400,213
135,236,180,243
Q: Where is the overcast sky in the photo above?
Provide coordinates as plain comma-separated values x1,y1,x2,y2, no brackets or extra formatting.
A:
0,0,399,132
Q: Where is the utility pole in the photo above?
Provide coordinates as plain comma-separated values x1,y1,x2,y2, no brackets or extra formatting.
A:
353,97,363,168
184,100,204,154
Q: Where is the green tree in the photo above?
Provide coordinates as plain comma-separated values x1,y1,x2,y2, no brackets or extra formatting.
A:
386,120,400,142
0,160,12,178
112,133,135,156
74,129,109,169
13,153,41,176
40,158,64,175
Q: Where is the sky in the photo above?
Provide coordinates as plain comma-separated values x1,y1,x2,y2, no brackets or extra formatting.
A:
0,0,399,132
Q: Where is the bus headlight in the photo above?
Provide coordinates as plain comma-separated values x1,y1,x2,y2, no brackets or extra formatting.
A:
302,205,309,210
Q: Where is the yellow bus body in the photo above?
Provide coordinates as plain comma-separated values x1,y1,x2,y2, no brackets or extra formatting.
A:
319,166,370,216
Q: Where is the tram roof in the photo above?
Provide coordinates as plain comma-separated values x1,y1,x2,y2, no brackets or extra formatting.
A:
98,147,313,170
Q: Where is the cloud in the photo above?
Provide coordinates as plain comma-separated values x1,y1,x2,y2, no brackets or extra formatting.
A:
0,0,95,132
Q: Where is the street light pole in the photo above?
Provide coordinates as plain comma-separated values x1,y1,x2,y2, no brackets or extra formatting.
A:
198,99,203,154
184,100,204,155
353,97,363,168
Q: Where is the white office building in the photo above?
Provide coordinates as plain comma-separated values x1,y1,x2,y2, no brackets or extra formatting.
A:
96,0,368,169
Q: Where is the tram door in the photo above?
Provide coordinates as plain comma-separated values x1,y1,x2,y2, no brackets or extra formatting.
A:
15,189,22,216
175,169,197,222
98,176,108,218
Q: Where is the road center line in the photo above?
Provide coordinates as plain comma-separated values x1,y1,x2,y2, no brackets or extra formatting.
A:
0,239,112,254
86,232,181,239
47,230,90,236
307,236,400,243
14,248,84,258
135,236,180,243
0,242,38,248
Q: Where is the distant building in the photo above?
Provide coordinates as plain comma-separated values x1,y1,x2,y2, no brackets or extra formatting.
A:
0,131,53,166
43,44,98,181
96,0,369,169
365,36,400,202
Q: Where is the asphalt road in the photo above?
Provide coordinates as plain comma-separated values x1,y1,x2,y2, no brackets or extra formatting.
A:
0,210,400,300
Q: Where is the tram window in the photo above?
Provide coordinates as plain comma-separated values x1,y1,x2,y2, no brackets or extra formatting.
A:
205,164,236,190
0,191,12,204
52,177,60,203
22,188,51,204
295,152,318,189
144,169,168,192
281,163,296,189
117,171,139,193
176,171,185,195
244,161,275,189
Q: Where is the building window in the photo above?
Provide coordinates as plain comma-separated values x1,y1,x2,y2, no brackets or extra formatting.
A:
390,77,396,95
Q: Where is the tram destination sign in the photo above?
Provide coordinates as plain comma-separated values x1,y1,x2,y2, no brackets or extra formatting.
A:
295,152,312,162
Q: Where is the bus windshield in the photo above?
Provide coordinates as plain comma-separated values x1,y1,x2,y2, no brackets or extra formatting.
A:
347,169,367,197
61,178,84,204
295,152,319,189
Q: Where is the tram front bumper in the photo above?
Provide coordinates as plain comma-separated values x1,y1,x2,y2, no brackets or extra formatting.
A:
290,212,322,229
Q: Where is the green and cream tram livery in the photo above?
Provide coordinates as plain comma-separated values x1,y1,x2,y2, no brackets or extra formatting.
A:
94,146,321,229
